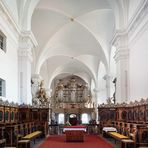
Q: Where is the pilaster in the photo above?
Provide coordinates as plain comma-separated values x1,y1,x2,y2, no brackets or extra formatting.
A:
103,74,111,98
112,31,130,103
18,31,37,104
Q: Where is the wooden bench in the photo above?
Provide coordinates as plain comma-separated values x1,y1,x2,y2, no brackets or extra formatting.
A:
18,139,30,148
108,132,135,148
0,138,6,147
22,131,42,143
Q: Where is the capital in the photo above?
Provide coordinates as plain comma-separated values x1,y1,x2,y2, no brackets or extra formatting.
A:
103,74,111,80
31,74,42,84
114,49,129,62
19,31,38,50
111,29,128,49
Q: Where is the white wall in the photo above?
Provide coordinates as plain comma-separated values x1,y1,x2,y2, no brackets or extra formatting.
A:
2,0,18,24
110,46,116,98
0,15,19,103
97,62,107,104
128,0,141,22
129,28,148,101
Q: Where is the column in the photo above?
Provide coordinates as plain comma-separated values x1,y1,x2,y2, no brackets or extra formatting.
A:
93,88,100,104
112,31,129,103
18,31,37,104
103,74,111,99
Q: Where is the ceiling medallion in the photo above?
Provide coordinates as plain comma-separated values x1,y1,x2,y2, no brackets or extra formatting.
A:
70,18,74,22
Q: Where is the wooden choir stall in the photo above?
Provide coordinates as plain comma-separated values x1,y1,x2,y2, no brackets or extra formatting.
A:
98,98,148,147
0,100,49,148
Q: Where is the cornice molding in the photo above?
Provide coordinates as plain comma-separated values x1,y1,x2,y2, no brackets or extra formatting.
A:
128,0,148,45
0,1,38,49
0,1,20,36
111,29,128,47
20,31,38,49
128,0,148,34
18,31,38,62
111,0,148,47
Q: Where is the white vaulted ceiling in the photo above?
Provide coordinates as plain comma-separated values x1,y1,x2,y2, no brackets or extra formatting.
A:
31,0,116,88
1,0,145,103
4,0,138,90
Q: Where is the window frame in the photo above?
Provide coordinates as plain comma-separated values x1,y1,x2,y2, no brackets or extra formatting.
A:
0,78,6,97
0,30,6,53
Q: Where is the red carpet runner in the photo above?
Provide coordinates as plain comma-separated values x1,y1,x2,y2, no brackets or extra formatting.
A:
39,135,113,148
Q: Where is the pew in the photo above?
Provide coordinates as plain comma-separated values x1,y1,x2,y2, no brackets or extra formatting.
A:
22,131,42,143
108,132,135,148
18,139,30,148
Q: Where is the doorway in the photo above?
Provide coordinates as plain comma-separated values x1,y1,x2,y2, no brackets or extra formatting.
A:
69,114,77,125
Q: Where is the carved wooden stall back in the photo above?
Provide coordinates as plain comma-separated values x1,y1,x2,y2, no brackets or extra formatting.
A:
138,105,145,123
98,98,148,147
4,107,10,123
0,100,49,147
145,105,148,123
133,106,139,123
31,108,39,122
0,105,4,123
10,107,15,123
127,107,133,123
39,108,49,121
19,106,32,123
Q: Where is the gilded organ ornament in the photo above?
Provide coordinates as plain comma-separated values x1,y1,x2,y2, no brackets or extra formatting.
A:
54,76,91,104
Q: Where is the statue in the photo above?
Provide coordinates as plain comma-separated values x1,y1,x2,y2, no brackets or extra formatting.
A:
31,77,40,99
106,97,112,104
112,77,117,104
106,97,115,105
32,79,49,107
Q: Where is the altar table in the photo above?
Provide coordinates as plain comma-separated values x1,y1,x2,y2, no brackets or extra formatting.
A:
63,126,86,142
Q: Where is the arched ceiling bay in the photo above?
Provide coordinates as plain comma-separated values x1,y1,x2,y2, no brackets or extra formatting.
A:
35,20,108,72
31,0,116,89
39,55,96,88
35,0,111,17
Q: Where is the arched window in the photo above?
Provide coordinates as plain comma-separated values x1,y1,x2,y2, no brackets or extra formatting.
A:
81,113,89,124
58,113,64,124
